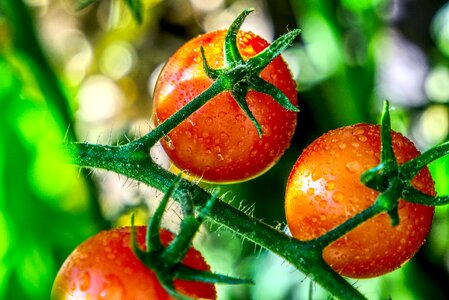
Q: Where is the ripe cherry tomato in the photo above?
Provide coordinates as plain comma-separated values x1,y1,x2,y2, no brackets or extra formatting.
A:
153,30,297,183
51,227,216,299
285,124,435,278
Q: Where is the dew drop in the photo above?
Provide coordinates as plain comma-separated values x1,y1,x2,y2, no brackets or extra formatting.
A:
319,214,327,221
354,128,364,135
312,170,322,182
79,271,90,292
311,217,318,223
235,114,245,121
205,117,213,125
307,188,315,195
358,135,368,142
325,181,336,191
99,274,125,300
262,125,272,137
319,200,327,208
346,161,360,173
220,132,229,140
164,137,175,150
339,143,347,150
332,192,344,203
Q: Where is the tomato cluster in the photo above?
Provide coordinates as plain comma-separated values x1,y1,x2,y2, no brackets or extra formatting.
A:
53,11,440,299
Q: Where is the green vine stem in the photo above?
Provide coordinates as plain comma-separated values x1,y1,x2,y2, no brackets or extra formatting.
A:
61,141,366,299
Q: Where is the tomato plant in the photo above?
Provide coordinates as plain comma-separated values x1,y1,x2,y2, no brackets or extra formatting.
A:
153,29,298,183
285,123,435,278
51,227,216,300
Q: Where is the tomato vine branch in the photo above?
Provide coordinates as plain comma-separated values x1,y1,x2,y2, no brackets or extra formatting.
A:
61,140,367,299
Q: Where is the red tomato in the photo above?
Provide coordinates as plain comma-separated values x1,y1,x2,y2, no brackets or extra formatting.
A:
153,30,297,183
285,124,435,278
51,227,216,299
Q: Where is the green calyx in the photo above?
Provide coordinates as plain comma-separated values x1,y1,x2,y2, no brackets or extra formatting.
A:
200,8,300,137
131,175,253,300
313,100,449,249
361,101,449,226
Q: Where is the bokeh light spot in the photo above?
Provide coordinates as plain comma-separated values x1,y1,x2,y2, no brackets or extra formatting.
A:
425,65,449,103
77,75,124,122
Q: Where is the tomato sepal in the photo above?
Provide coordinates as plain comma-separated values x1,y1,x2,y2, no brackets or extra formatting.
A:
129,175,252,299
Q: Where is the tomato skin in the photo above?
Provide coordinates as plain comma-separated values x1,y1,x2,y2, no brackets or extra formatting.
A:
51,227,216,300
153,30,298,183
285,124,435,278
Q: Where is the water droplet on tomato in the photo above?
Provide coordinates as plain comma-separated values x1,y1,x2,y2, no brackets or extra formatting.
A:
220,131,229,140
235,114,245,121
319,200,327,208
339,143,347,150
354,128,364,135
79,271,91,291
319,214,327,221
346,161,361,173
312,170,322,182
205,117,213,125
307,188,315,195
99,274,125,300
262,125,272,137
325,181,336,191
332,192,344,203
358,135,367,142
164,136,175,150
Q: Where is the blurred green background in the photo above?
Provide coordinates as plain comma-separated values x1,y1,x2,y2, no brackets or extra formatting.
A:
1,0,449,299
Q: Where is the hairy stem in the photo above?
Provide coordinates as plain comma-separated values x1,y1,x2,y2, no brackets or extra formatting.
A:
61,141,366,299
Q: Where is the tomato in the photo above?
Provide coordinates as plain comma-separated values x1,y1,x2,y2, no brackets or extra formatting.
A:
285,124,435,278
51,227,216,299
153,30,297,183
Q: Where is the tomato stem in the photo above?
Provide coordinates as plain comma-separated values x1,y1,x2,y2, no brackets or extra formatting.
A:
61,141,367,299
311,203,384,249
